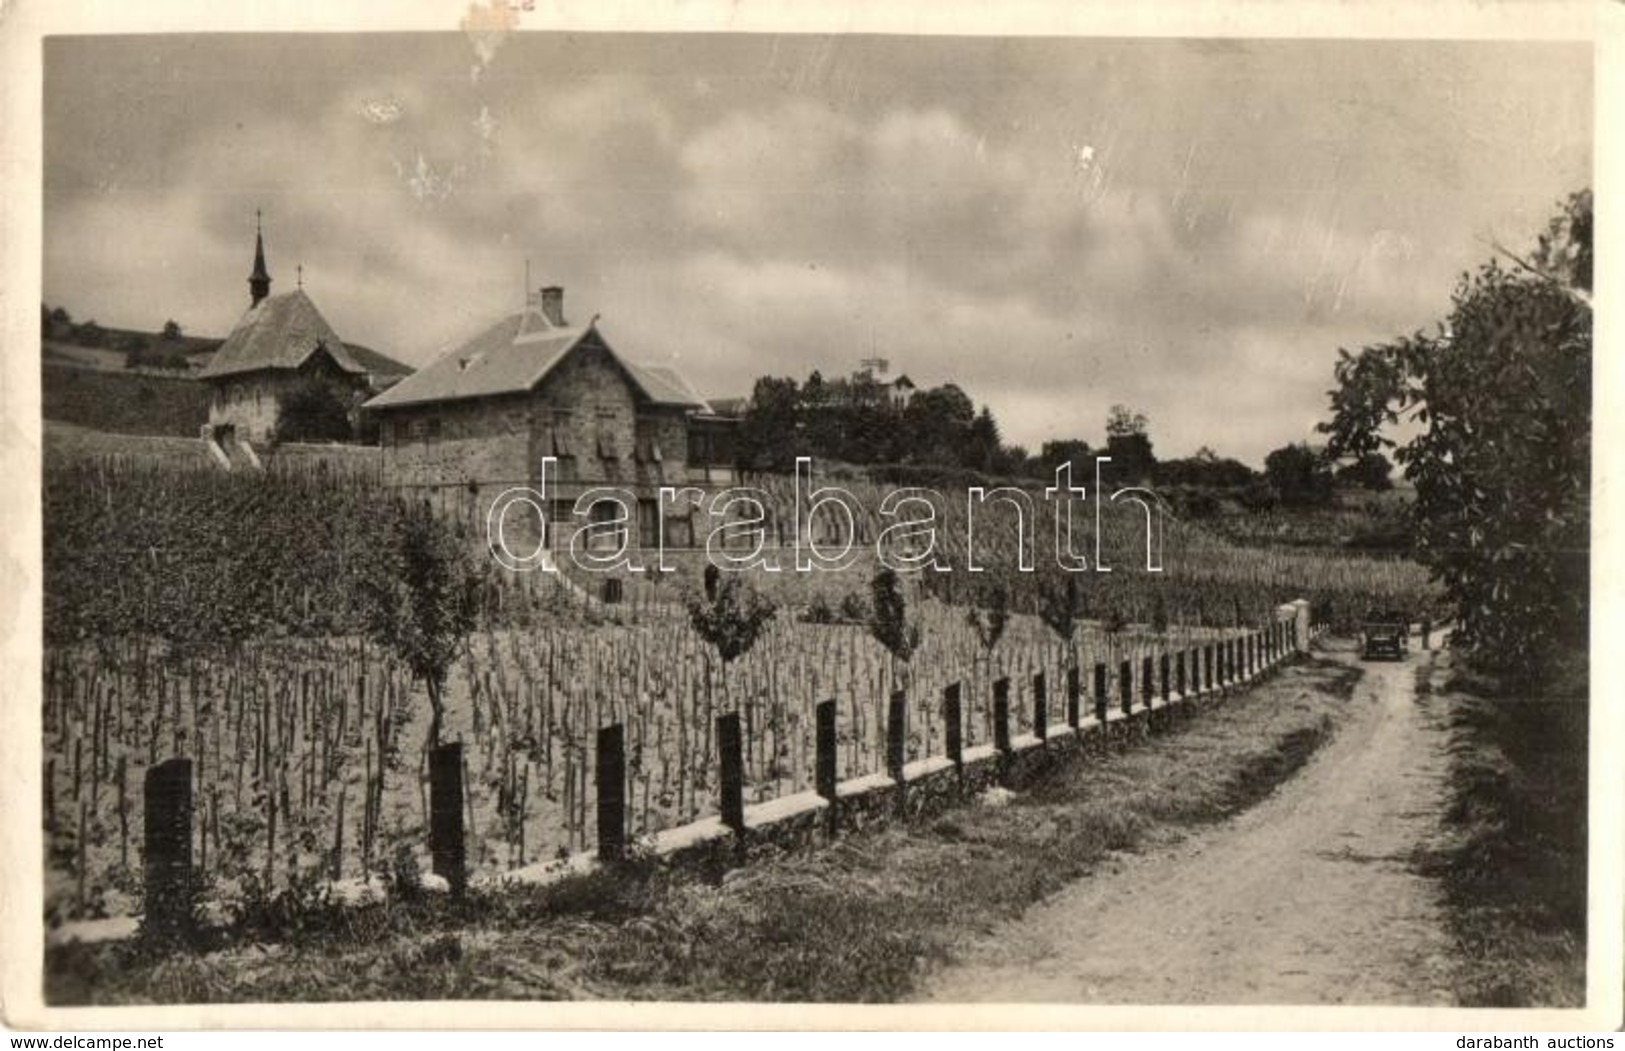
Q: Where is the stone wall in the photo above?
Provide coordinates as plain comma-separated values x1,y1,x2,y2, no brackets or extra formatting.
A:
379,391,533,488
376,338,695,497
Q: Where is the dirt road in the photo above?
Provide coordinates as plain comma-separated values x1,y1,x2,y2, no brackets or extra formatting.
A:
920,639,1458,1005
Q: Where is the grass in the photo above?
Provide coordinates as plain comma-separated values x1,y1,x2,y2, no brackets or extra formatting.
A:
1416,648,1588,1007
46,655,1360,1004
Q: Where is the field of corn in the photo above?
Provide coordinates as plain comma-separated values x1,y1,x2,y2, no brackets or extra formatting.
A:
42,443,1439,924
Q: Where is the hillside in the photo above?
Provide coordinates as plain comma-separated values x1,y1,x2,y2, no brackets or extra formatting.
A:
42,362,211,437
40,307,413,437
41,307,411,379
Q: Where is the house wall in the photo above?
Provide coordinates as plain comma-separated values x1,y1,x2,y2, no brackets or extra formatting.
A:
375,339,726,553
378,392,533,488
377,339,695,494
207,356,369,444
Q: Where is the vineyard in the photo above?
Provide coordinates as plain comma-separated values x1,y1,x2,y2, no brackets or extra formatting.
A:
42,440,1440,924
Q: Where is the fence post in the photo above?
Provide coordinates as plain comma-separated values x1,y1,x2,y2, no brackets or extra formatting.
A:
1205,644,1216,693
595,725,626,863
944,684,963,769
428,741,466,893
1032,673,1047,741
718,712,745,834
887,690,907,785
816,699,838,799
1093,662,1107,725
1066,666,1081,730
1177,650,1188,698
1422,617,1432,651
1118,660,1133,718
1160,653,1171,703
993,677,1011,755
1141,655,1155,709
143,757,194,941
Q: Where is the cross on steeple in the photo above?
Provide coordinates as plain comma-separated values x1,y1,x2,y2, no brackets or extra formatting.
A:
248,210,272,307
297,264,303,290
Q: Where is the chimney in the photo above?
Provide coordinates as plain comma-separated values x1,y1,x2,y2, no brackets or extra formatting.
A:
540,286,566,327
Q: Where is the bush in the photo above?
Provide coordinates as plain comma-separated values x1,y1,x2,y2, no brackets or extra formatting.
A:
1237,481,1280,512
276,382,355,444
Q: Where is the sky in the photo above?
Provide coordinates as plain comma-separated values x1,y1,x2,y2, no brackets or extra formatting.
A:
42,33,1591,464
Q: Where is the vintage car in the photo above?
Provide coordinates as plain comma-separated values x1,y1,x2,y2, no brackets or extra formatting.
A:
1361,609,1409,661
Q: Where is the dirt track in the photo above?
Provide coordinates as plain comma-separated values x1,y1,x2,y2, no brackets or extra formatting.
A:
921,639,1458,1005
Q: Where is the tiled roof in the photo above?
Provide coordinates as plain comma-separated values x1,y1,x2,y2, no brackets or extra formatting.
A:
199,290,366,380
364,308,707,412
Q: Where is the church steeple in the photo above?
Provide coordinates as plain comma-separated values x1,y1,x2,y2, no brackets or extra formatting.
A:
248,209,272,307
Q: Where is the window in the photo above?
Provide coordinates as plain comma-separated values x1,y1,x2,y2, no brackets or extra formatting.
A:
550,410,574,456
596,409,619,460
427,418,443,441
633,433,664,464
688,429,711,466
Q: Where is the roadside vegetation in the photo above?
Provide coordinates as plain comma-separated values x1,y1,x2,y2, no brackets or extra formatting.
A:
1323,189,1593,1007
1418,649,1588,1007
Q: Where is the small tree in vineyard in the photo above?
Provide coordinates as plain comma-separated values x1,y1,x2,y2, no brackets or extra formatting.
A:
1039,574,1087,674
1152,592,1169,636
967,579,1011,677
688,564,778,708
869,568,922,693
363,499,480,748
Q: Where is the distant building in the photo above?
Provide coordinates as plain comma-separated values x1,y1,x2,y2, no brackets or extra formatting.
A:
198,218,402,445
364,285,736,548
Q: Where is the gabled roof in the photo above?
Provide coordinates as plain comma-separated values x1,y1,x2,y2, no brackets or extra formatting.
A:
199,290,366,380
363,306,708,412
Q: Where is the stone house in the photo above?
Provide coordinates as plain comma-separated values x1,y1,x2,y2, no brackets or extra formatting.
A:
199,219,395,445
364,286,736,549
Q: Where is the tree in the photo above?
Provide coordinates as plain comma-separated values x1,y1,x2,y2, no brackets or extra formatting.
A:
75,320,106,348
1039,439,1094,480
689,565,778,664
162,319,184,341
1320,189,1591,676
903,383,975,467
121,334,151,369
688,565,778,723
363,500,480,747
736,376,800,472
276,381,354,443
1335,451,1394,491
1038,574,1087,672
868,568,922,691
965,406,1001,474
1263,442,1334,507
1156,449,1255,489
1103,404,1156,484
1106,404,1148,438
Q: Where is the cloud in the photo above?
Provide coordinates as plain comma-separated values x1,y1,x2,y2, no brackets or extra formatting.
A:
41,34,1591,465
